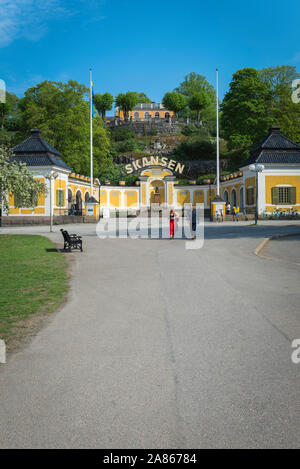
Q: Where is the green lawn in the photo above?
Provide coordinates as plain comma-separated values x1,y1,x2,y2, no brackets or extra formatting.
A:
0,235,69,344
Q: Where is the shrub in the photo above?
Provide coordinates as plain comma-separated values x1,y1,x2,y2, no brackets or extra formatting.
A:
174,138,216,160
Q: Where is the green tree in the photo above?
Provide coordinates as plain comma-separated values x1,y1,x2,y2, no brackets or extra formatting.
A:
188,91,210,122
18,80,111,176
162,92,186,116
115,92,139,121
0,101,10,129
93,92,113,120
0,145,46,214
175,72,215,99
175,72,216,122
0,92,21,131
221,68,273,149
134,92,151,103
174,138,216,160
259,65,300,143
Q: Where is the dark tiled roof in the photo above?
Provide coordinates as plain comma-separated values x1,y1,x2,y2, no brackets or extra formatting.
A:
240,127,300,168
241,152,300,167
12,129,71,171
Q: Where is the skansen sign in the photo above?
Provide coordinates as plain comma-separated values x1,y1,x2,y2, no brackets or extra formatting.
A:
124,156,185,175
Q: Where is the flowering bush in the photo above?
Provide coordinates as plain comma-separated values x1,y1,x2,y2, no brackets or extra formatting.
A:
0,145,46,214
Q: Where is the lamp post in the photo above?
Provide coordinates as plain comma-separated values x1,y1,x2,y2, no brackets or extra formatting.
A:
45,171,58,232
249,163,264,225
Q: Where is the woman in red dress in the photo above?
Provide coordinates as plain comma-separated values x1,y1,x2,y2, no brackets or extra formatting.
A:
170,209,179,239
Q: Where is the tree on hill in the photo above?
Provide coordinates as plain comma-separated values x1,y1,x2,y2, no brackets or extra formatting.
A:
175,72,215,100
18,80,111,176
162,92,186,116
93,92,113,120
0,92,21,131
135,92,151,103
221,68,273,149
175,72,216,123
174,138,216,160
188,91,210,122
259,65,300,143
115,92,139,121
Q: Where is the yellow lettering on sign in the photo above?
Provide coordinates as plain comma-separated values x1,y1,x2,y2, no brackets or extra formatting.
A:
142,157,150,167
150,156,159,165
125,164,133,174
175,162,185,174
168,159,176,170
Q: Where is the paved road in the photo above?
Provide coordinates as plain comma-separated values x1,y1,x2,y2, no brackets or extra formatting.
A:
262,235,300,265
0,221,300,448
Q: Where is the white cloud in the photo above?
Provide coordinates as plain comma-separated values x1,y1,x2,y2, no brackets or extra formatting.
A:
0,0,104,47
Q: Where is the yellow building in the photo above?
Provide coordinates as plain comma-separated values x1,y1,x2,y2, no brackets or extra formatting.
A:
3,126,300,224
115,102,175,121
220,127,300,216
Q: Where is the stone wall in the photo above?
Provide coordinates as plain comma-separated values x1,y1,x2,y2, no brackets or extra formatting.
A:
108,120,182,136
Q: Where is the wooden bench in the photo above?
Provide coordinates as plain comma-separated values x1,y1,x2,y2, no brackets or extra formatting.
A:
60,229,83,252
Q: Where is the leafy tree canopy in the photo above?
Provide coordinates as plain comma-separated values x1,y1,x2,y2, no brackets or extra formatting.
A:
135,92,151,103
221,68,273,149
188,91,211,121
162,91,186,115
174,72,216,124
175,72,215,100
174,138,216,160
259,65,300,143
115,92,140,120
93,92,113,119
0,91,21,131
18,80,111,176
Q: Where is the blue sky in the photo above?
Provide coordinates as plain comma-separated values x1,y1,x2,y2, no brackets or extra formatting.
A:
1,0,299,113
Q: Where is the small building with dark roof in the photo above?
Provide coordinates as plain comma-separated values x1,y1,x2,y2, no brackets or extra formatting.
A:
219,127,300,216
7,129,100,221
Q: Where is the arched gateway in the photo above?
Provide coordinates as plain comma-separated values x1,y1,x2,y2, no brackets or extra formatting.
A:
100,155,222,213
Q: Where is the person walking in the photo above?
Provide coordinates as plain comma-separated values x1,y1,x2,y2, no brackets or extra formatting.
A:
233,205,239,221
170,209,179,239
191,205,197,240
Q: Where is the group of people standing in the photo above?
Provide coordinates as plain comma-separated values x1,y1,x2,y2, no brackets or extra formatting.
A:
169,206,197,240
226,202,240,220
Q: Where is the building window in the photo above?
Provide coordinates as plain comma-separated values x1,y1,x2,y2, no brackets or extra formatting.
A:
272,187,296,205
56,189,65,207
144,112,151,119
165,112,170,119
134,112,139,119
155,112,160,118
246,187,254,205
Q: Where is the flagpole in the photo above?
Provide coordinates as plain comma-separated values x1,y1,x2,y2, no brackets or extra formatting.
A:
216,68,220,197
90,68,93,196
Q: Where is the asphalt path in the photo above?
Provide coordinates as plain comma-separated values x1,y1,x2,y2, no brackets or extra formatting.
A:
0,221,300,448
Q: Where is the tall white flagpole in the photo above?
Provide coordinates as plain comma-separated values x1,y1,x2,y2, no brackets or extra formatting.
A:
90,68,93,196
216,68,220,197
